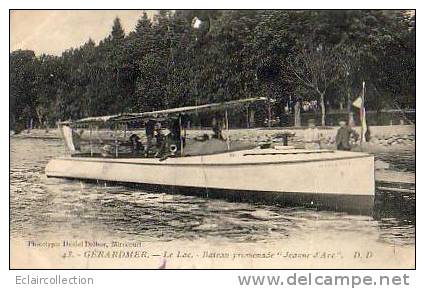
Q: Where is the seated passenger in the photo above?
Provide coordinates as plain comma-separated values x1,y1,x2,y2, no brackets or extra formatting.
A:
170,117,186,151
211,117,224,140
129,134,142,155
154,122,163,148
72,129,84,151
101,144,113,157
154,123,169,157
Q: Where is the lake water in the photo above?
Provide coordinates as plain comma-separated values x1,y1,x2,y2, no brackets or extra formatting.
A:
10,138,415,251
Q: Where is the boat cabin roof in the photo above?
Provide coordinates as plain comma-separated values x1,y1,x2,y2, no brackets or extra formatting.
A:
59,97,267,126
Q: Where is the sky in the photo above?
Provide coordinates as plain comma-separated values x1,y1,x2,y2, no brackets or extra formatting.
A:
10,10,156,55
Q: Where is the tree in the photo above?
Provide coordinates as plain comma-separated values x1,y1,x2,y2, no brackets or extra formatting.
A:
9,10,415,131
33,54,62,128
288,44,344,126
111,17,125,41
10,50,37,131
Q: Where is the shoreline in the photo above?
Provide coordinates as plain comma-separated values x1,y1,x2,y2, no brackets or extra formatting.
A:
11,125,415,154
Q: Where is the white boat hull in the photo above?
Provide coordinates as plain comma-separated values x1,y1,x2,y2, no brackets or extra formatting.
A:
46,149,375,213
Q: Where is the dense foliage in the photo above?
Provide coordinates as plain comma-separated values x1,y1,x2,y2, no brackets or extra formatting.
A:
10,10,415,130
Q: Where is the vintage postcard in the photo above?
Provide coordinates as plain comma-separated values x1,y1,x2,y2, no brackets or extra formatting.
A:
10,9,415,269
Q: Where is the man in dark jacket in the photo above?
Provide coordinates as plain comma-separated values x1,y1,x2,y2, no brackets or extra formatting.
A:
145,119,156,151
335,121,358,151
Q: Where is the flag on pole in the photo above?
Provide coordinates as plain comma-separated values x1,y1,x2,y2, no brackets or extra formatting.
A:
352,96,362,109
352,82,367,143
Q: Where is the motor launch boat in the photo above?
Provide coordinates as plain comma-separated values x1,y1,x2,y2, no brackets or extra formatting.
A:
46,98,375,213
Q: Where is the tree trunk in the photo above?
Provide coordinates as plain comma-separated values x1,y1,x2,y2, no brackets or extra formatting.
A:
249,110,255,128
267,102,272,128
347,86,355,126
320,93,326,127
35,106,44,129
294,100,301,127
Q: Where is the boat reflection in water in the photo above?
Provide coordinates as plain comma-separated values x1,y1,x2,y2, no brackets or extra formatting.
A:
46,98,375,215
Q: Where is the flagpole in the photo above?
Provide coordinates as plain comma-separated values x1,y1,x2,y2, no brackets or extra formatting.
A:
351,82,367,147
361,81,365,143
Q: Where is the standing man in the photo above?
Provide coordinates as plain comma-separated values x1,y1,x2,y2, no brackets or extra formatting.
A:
335,121,359,151
304,119,321,149
145,119,156,152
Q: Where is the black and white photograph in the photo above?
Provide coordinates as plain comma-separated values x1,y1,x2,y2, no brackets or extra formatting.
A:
9,9,415,269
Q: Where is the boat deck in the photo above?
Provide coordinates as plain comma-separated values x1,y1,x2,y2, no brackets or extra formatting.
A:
65,148,372,166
